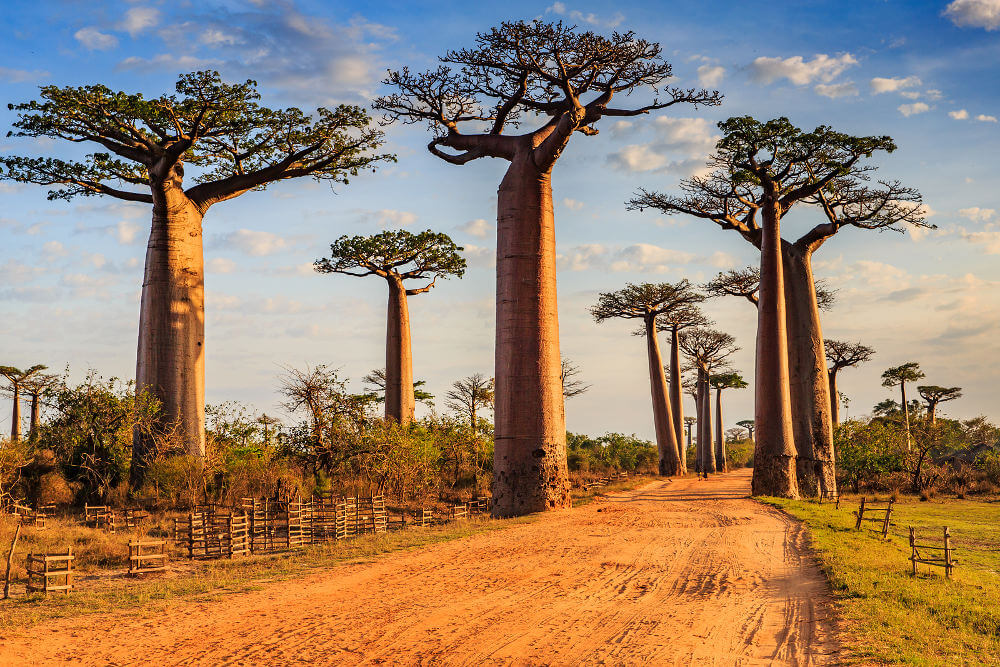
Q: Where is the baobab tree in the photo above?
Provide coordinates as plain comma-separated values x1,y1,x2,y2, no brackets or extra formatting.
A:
560,358,591,400
0,71,391,487
882,362,925,448
710,372,748,472
704,266,836,310
316,230,466,425
0,365,47,441
737,419,755,442
375,20,721,516
630,116,930,497
20,370,59,442
362,368,436,409
824,340,875,425
917,385,962,425
679,328,738,476
684,416,697,450
445,373,495,435
590,282,703,475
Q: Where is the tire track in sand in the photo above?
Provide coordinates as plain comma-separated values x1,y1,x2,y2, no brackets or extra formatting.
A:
1,469,841,666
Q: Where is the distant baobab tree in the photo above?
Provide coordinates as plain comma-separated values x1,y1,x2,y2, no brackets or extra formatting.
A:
917,385,962,425
375,20,722,516
824,340,875,425
737,419,755,442
316,230,466,425
445,374,495,436
0,365,48,442
0,71,392,488
679,328,738,477
362,369,436,409
20,370,59,442
590,282,703,475
882,362,925,448
710,372,748,472
704,267,837,311
684,416,697,449
630,116,931,498
560,358,591,400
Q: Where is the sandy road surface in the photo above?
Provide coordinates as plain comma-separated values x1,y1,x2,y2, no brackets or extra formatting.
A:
2,469,840,666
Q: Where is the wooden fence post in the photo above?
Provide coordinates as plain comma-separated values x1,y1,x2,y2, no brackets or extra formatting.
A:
3,518,21,599
881,498,894,539
855,497,866,529
944,527,953,580
909,527,917,575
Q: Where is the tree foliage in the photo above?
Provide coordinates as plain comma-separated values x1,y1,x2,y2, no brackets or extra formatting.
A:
678,328,739,371
825,339,876,371
704,267,837,310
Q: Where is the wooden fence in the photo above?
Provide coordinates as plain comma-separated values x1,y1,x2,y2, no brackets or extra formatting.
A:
174,508,249,559
26,547,74,594
854,497,894,538
909,526,956,578
128,539,167,575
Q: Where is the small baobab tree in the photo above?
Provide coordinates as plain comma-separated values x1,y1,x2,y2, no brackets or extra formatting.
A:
630,116,931,498
737,419,755,442
560,358,591,400
684,416,697,449
824,340,875,425
20,370,59,442
710,372,748,472
882,362,925,448
917,385,962,425
316,230,466,425
0,71,392,488
0,365,47,442
375,19,721,516
362,368,436,410
679,328,739,476
445,373,495,435
590,282,702,475
704,266,837,310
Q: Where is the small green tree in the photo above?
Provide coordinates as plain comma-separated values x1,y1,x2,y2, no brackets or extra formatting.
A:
917,385,962,425
315,230,466,425
835,419,905,492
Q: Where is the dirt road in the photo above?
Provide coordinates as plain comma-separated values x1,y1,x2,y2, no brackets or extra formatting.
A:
2,469,841,665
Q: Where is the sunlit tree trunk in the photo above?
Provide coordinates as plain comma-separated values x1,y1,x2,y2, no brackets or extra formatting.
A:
900,381,912,450
698,369,715,475
669,326,686,473
9,385,21,442
715,385,727,472
385,276,415,425
492,154,570,516
132,176,205,489
28,393,40,442
645,316,681,475
782,242,835,496
751,203,799,498
828,369,840,426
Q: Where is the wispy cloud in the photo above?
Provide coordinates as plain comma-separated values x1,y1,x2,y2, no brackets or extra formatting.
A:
74,27,118,51
944,0,1000,31
748,53,857,85
545,2,625,28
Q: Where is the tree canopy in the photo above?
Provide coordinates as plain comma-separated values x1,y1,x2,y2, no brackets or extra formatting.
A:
678,328,739,371
1,70,392,209
710,372,748,391
825,339,876,371
882,362,925,388
374,20,722,169
704,267,837,310
315,229,466,293
917,385,963,408
590,280,708,336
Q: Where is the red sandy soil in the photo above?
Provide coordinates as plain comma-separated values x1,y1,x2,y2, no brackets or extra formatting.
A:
2,468,840,665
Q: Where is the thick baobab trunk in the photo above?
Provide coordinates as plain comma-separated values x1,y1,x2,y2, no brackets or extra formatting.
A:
645,317,681,476
693,385,703,475
132,179,205,489
783,242,835,497
28,393,40,442
751,204,799,498
900,382,912,450
669,327,686,472
385,277,415,425
9,386,21,442
715,386,727,472
492,155,571,517
927,402,937,426
828,369,840,426
698,370,715,475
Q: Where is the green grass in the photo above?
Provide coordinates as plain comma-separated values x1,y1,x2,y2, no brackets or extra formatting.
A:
0,475,650,630
763,493,1000,666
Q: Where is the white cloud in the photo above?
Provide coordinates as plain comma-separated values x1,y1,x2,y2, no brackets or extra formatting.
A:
459,243,495,269
42,241,67,258
976,114,998,122
898,102,930,117
959,207,996,222
607,144,669,172
545,2,625,28
356,209,417,228
815,81,858,98
697,65,725,87
207,257,238,274
949,109,970,119
606,117,719,176
219,229,289,256
74,27,118,50
562,198,584,211
652,116,720,156
925,89,943,101
956,228,1000,253
115,220,142,245
944,0,1000,31
200,29,241,46
458,218,492,239
120,7,160,36
748,53,857,85
560,244,608,272
0,67,50,83
609,244,697,273
870,75,921,94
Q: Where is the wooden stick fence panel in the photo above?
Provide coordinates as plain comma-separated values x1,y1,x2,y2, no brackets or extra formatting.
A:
128,539,167,575
909,526,957,578
371,496,387,534
854,497,894,538
419,508,434,527
450,504,468,521
26,547,74,594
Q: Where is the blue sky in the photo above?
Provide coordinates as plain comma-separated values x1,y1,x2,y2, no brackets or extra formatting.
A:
1,0,998,439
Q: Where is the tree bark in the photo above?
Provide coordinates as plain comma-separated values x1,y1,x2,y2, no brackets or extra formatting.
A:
28,393,40,442
699,369,715,475
385,276,415,425
901,381,912,450
828,369,839,426
669,326,686,473
9,385,20,442
782,242,835,497
132,179,205,489
715,386,727,472
492,153,570,517
751,203,799,498
927,401,937,426
645,317,681,475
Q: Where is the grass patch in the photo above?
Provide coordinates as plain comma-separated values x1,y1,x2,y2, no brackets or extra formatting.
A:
762,493,1000,666
1,475,651,630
